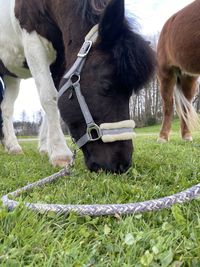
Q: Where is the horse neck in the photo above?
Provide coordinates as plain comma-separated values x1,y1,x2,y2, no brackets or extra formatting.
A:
45,0,98,83
47,0,93,54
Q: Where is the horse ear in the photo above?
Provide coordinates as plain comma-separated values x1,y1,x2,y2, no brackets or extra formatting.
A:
98,0,125,48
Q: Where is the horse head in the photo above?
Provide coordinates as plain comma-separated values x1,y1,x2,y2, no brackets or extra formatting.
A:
58,0,156,173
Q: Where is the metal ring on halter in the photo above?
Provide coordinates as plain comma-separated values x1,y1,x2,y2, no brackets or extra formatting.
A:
87,123,102,141
70,73,81,85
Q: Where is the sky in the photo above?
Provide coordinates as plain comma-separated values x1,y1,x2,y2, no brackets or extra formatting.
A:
14,0,194,121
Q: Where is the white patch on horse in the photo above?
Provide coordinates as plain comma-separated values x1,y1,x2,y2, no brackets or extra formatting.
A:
0,0,73,167
0,0,57,78
38,113,48,154
0,0,29,78
21,30,57,75
21,29,73,166
1,76,23,154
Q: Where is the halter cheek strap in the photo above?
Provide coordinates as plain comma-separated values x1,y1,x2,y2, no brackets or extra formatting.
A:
58,25,99,99
58,25,135,148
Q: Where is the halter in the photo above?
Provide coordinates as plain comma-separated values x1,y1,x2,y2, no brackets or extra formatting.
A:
58,25,135,148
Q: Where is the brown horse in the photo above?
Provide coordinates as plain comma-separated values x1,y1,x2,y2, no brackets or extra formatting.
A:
157,0,200,142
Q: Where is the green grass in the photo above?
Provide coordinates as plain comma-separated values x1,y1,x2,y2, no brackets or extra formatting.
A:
0,121,200,266
135,118,180,134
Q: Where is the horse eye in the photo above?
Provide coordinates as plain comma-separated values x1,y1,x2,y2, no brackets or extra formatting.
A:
99,81,115,96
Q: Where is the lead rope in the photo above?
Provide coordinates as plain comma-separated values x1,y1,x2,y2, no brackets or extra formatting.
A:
2,165,200,216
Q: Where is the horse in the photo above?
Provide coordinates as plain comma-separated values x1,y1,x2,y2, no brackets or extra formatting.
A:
157,0,200,143
0,0,155,173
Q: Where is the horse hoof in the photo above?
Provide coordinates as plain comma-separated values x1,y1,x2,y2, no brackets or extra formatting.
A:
39,149,48,155
9,147,23,154
183,136,193,142
51,156,73,168
157,137,168,143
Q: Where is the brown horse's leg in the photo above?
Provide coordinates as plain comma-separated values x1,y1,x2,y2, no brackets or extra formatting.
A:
179,75,198,141
157,69,176,142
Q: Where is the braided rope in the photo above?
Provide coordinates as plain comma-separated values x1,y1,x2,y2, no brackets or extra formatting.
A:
2,167,200,216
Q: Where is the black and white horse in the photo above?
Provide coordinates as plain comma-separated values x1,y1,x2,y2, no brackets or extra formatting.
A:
0,0,155,173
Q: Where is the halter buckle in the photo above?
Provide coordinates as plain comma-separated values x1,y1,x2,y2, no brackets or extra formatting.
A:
87,124,102,141
78,40,93,58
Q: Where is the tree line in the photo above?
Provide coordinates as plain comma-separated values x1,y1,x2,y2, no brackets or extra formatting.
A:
14,110,69,136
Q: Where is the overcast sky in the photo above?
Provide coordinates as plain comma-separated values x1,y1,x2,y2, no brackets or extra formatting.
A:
14,0,194,121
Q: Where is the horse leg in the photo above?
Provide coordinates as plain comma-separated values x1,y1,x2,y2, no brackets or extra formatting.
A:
22,31,73,167
157,69,176,142
38,114,48,154
178,75,198,141
1,76,23,154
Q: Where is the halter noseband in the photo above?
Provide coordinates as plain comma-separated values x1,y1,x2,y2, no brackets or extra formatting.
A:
58,25,135,148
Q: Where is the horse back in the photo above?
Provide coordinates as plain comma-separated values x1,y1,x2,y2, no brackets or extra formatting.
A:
157,0,200,75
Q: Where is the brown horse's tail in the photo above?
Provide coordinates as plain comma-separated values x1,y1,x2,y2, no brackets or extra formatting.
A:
174,80,200,131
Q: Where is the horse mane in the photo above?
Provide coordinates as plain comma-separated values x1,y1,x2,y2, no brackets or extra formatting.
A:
77,0,156,95
112,27,156,95
77,0,109,25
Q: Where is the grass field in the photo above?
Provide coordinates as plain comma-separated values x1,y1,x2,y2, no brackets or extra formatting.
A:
0,121,200,266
